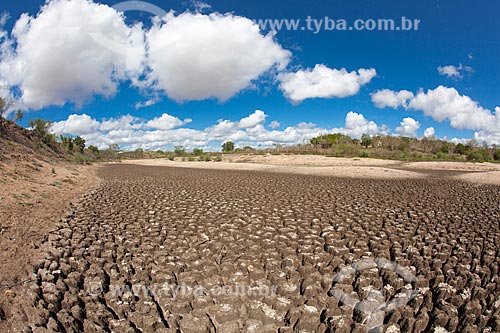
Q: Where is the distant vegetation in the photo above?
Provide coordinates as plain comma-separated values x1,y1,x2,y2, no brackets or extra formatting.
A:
288,133,500,162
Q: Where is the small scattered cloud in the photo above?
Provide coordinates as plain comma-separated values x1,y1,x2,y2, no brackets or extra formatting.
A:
135,97,161,109
191,0,211,13
437,64,473,79
269,121,280,129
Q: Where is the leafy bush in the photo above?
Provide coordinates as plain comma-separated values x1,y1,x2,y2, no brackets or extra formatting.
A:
494,149,500,161
359,150,369,158
199,155,212,162
174,146,185,156
29,118,58,146
73,136,86,153
74,153,92,165
193,148,203,156
467,148,491,162
167,155,175,161
440,145,449,154
454,143,467,155
222,141,235,152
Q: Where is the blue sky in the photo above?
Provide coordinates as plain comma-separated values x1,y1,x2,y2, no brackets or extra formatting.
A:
1,0,499,150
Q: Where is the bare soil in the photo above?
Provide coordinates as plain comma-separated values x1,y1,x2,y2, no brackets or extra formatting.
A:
126,155,500,185
10,164,500,333
0,159,97,332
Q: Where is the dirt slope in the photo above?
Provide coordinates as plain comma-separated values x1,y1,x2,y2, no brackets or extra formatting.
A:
0,118,97,331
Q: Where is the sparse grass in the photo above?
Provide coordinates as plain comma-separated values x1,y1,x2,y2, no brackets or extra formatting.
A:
21,193,31,199
167,155,175,161
199,155,212,162
40,193,49,199
49,181,62,189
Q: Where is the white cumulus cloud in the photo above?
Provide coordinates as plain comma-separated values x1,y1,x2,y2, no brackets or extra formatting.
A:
371,89,414,109
51,114,100,136
238,110,267,128
146,11,290,102
423,127,435,138
0,1,291,109
278,65,376,103
49,110,388,151
0,0,145,109
146,113,192,130
332,111,385,138
408,86,495,131
100,115,143,131
372,86,500,144
395,117,420,137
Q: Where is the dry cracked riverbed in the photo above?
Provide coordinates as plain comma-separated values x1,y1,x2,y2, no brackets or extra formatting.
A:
25,165,500,332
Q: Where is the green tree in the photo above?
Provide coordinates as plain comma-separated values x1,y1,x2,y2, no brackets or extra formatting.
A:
193,148,204,156
310,137,320,145
361,134,372,148
29,118,56,145
88,145,99,155
60,135,74,151
454,143,467,155
73,136,86,153
222,141,235,152
13,109,23,122
467,148,492,162
174,145,185,156
134,148,144,158
494,149,500,161
440,143,450,154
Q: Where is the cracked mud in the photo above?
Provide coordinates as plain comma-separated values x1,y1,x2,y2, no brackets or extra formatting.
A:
27,165,500,332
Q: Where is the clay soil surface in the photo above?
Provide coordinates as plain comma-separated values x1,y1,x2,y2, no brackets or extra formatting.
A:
11,163,500,332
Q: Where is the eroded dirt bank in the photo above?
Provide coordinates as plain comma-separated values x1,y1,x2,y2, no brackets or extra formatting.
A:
0,161,98,332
